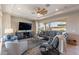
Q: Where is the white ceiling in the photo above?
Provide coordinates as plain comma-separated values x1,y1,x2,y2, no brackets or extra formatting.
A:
1,4,79,20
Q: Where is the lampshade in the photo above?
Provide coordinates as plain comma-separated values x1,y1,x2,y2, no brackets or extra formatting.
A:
5,28,13,34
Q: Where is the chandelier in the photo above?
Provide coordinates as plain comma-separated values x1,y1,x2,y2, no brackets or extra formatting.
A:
34,7,48,16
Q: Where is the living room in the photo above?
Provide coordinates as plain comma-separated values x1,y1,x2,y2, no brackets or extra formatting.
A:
0,4,79,55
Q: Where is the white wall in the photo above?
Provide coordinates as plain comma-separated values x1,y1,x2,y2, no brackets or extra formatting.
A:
2,13,11,34
0,11,2,36
66,14,79,43
66,14,79,34
0,5,2,36
0,6,3,55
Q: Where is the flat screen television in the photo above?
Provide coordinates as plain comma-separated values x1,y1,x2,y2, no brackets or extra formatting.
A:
19,22,32,30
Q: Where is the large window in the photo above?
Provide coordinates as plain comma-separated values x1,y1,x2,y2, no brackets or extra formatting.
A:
48,22,66,31
38,22,66,32
38,23,45,32
48,22,66,27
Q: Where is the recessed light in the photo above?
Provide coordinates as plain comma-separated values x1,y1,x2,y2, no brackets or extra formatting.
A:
56,9,59,11
17,8,21,10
